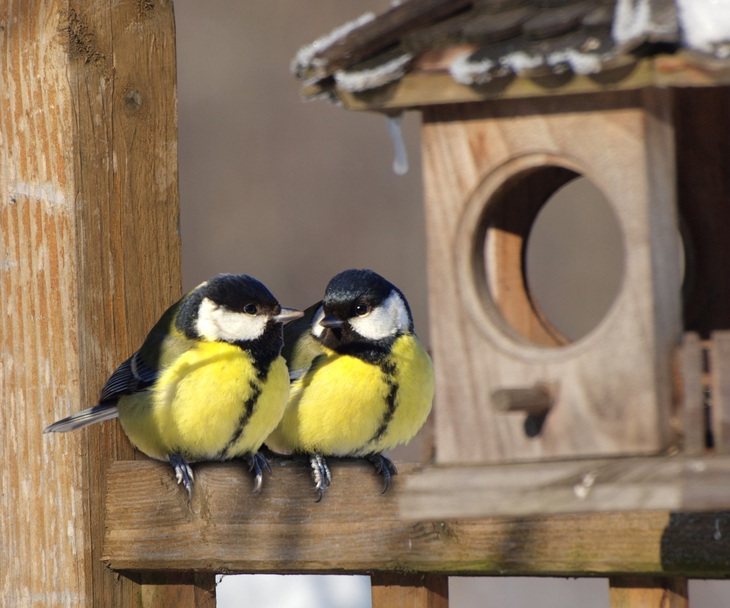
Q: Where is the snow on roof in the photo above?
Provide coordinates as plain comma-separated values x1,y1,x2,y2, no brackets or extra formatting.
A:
677,0,730,57
292,0,730,104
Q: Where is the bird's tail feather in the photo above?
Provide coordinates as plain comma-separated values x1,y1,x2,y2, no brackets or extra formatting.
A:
44,403,119,433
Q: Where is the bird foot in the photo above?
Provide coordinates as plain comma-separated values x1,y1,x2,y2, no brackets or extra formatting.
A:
309,453,332,502
365,454,397,494
169,454,195,498
247,451,272,494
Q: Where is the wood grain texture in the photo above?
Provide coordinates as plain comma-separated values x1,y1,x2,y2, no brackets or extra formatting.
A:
104,460,730,577
421,91,682,464
371,573,448,608
1,0,182,605
609,577,688,608
399,456,730,519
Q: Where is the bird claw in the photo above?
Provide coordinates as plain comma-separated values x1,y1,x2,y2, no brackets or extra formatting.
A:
247,451,272,494
366,454,397,494
309,453,332,502
170,454,195,498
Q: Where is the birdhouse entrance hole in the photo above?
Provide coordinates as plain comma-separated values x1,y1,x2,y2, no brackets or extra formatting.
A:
464,161,624,348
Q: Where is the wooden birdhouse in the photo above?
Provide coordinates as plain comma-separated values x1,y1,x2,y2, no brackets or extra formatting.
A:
293,0,730,515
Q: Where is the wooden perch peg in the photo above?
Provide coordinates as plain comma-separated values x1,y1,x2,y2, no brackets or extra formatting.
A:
491,383,555,415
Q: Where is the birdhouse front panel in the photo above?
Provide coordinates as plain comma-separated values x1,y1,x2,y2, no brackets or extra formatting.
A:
422,90,683,464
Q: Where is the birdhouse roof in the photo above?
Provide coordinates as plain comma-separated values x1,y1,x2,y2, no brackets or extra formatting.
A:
292,0,730,110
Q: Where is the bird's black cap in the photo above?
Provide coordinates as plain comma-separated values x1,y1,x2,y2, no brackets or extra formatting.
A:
324,269,412,329
202,273,280,313
177,273,281,339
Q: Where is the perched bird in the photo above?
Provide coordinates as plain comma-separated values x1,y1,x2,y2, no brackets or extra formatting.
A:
266,269,434,499
45,273,302,495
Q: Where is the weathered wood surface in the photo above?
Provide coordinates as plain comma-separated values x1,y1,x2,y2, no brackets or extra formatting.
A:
105,460,730,577
1,0,186,605
421,90,682,465
400,456,730,520
371,573,448,608
609,577,688,608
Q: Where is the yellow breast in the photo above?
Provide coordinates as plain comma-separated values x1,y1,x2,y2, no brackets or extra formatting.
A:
267,334,434,457
117,341,290,462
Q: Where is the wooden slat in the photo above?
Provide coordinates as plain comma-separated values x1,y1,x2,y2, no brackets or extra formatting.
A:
677,333,705,455
371,573,449,608
711,332,730,453
1,0,183,605
609,577,688,608
400,456,730,519
105,460,730,577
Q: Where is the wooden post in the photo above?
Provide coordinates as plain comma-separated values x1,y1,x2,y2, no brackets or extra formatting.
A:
0,0,214,604
371,573,448,608
609,577,688,608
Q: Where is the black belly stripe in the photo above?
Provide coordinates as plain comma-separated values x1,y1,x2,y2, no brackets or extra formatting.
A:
365,360,399,448
217,378,262,459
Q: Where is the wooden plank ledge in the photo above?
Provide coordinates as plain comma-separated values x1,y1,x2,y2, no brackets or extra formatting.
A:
105,459,730,577
324,55,730,111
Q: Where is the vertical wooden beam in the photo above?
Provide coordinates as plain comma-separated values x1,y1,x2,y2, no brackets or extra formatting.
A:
0,0,213,604
371,574,449,608
609,577,688,608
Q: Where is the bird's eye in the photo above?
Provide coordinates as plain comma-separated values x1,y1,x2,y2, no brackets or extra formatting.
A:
354,304,370,317
243,303,258,315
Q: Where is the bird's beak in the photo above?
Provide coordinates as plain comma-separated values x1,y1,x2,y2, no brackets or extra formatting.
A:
274,307,304,323
319,314,345,329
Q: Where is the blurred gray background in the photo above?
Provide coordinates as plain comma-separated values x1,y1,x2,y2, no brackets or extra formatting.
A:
174,1,730,606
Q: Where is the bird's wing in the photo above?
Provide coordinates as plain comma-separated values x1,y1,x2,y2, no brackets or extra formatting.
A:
283,301,326,381
98,351,159,402
45,296,196,434
45,350,160,434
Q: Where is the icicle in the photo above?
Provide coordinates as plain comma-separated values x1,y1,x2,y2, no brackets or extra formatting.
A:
386,113,408,176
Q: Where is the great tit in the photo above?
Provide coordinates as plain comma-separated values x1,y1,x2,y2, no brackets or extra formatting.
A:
265,269,434,499
44,273,303,495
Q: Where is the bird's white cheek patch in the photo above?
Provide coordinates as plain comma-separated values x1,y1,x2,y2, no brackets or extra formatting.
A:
349,292,410,340
310,305,325,338
196,297,267,343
